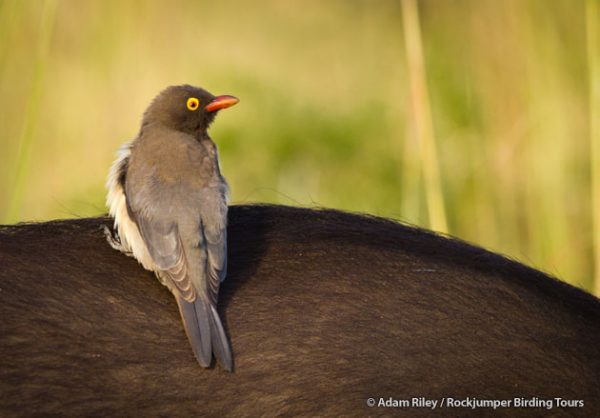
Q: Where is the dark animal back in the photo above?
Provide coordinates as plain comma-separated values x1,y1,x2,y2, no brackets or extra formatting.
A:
0,205,599,417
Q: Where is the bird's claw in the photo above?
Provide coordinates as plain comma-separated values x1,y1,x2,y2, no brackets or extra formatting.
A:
102,224,131,255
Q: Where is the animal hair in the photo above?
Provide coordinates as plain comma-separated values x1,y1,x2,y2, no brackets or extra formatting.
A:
1,205,599,417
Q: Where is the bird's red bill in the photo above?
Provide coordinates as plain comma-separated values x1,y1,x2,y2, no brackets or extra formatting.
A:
205,95,239,112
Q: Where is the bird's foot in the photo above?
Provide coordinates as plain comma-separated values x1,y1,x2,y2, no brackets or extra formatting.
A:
102,224,132,255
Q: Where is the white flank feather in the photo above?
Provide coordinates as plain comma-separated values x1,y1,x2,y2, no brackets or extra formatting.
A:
106,141,157,272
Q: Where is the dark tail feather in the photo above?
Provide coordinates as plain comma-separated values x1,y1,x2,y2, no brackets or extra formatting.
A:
176,296,212,368
208,304,233,372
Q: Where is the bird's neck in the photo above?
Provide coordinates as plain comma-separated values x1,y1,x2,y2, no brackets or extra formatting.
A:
139,122,211,143
196,131,212,143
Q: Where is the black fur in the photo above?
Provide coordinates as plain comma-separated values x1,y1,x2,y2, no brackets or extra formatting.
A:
1,205,599,417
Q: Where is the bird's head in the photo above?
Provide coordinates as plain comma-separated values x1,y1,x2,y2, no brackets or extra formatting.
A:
141,84,238,136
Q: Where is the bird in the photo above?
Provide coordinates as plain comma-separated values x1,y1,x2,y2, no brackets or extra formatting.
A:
105,84,238,371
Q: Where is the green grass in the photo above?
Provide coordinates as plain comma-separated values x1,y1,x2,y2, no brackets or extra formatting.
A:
0,0,597,294
4,0,57,222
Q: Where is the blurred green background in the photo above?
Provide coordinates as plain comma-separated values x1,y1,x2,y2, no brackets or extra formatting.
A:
1,0,598,293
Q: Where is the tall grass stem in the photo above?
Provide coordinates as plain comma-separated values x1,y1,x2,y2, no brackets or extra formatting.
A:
401,0,448,233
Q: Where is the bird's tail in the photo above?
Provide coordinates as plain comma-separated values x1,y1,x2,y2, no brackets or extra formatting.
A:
176,296,233,371
207,303,233,371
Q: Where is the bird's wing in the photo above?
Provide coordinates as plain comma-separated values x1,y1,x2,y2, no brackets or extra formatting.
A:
123,161,197,303
199,204,231,370
128,199,214,366
202,219,227,306
134,213,195,302
199,192,228,305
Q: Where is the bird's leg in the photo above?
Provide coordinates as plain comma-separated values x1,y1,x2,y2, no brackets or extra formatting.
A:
102,224,132,256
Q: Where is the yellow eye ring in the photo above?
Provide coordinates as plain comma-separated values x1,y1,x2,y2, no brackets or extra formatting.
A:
187,97,200,111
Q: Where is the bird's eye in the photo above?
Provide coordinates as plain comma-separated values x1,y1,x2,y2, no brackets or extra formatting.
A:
187,97,200,111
